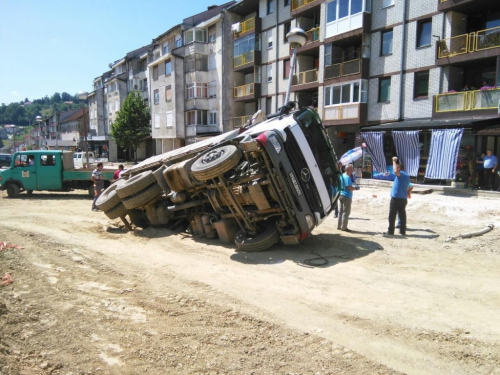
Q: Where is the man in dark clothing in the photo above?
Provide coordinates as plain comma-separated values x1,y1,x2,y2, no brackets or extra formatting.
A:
91,162,104,211
385,157,411,236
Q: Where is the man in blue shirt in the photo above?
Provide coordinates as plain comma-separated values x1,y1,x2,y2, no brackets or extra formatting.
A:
482,150,498,191
385,157,411,236
337,164,360,232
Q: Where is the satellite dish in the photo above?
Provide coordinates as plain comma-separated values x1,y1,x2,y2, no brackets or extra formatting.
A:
108,63,113,68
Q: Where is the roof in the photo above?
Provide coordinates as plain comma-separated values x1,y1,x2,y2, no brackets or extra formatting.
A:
153,23,183,43
360,118,500,132
60,108,88,124
59,108,82,123
182,1,235,27
227,0,260,16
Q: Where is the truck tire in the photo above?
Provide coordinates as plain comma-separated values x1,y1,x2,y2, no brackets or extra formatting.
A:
128,209,149,229
104,202,128,220
116,171,156,199
191,145,241,181
235,220,280,252
96,180,125,212
122,183,163,210
6,184,20,198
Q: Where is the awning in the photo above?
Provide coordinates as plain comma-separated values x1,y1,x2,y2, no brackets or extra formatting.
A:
360,118,499,132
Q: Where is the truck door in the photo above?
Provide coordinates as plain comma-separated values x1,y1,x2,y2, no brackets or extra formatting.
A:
11,153,37,190
38,154,61,190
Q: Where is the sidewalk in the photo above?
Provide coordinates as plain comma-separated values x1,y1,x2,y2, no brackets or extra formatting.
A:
358,178,499,198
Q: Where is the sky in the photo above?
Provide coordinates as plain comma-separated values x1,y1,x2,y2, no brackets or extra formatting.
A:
0,0,233,106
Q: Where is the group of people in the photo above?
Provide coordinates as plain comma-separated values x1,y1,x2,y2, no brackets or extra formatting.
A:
335,157,413,236
91,163,124,212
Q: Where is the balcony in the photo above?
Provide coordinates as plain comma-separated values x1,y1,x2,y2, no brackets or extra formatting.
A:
233,50,261,72
233,115,253,128
437,26,500,64
434,89,500,120
186,124,219,137
291,69,318,91
294,27,321,55
233,83,260,102
291,0,320,17
322,103,367,126
438,0,493,12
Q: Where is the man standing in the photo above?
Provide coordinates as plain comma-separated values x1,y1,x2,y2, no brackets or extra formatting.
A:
91,162,104,211
337,164,360,232
386,157,411,236
483,150,497,191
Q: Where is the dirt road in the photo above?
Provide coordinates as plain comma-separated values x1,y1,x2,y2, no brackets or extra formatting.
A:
1,187,499,375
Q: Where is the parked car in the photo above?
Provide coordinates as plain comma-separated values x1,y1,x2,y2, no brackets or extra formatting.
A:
96,104,342,252
0,154,12,168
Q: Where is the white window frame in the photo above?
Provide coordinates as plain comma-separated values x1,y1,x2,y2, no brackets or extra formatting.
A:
108,103,113,114
209,110,217,125
175,34,182,48
114,100,119,112
324,79,368,107
165,61,172,76
267,64,273,82
186,83,208,99
166,111,173,128
208,53,216,70
163,42,169,55
267,29,273,49
208,81,217,98
154,113,160,129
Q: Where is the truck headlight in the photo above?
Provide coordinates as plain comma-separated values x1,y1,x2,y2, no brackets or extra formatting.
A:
268,135,281,154
305,214,315,230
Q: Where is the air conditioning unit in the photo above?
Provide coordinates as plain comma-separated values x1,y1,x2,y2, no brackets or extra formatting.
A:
231,22,241,34
209,94,216,98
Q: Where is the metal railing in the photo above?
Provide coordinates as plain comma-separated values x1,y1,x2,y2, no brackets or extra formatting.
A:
292,69,318,85
306,27,320,43
239,18,255,34
323,103,359,120
438,25,500,59
234,50,255,68
291,0,318,12
233,83,255,97
435,88,500,112
234,115,253,127
324,59,361,80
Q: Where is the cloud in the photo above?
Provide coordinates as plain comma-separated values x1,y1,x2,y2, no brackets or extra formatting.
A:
11,91,20,97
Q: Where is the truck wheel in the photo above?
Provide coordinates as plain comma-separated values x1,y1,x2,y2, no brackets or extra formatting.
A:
128,209,149,229
191,145,241,181
122,183,163,210
6,184,20,198
104,202,128,220
116,171,156,199
96,180,125,212
26,190,33,195
235,220,280,252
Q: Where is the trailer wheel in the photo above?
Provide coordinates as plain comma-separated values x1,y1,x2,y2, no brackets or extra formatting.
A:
6,184,20,198
235,219,280,252
191,145,241,181
116,171,156,199
122,183,163,210
128,209,149,229
96,179,125,212
104,202,128,220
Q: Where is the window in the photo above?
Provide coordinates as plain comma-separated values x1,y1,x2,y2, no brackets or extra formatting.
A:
267,64,273,82
186,83,208,99
350,0,362,14
166,111,173,127
284,0,290,6
165,85,172,102
165,61,172,76
325,44,332,66
267,29,273,49
208,53,216,70
153,65,159,81
114,100,119,112
283,59,291,79
327,0,337,22
186,110,208,126
108,103,113,114
324,80,368,106
339,0,349,18
381,29,393,55
233,33,256,57
379,77,391,102
175,34,182,48
154,89,159,104
15,154,35,167
185,54,208,71
154,114,160,128
40,154,55,166
185,28,206,44
143,78,148,92
417,19,432,48
208,81,217,98
326,0,364,23
266,97,272,113
163,42,169,55
209,111,217,125
284,22,291,43
267,0,273,14
382,0,394,8
414,70,429,98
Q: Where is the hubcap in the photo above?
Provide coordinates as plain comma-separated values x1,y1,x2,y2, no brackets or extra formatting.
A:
202,149,223,164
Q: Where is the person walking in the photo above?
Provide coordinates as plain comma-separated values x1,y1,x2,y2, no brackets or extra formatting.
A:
385,157,411,236
113,164,124,181
91,162,104,212
337,164,360,232
482,150,498,191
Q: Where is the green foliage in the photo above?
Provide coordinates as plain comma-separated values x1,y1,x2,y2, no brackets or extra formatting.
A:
111,91,151,162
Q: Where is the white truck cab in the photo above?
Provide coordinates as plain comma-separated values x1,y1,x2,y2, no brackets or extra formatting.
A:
73,152,95,168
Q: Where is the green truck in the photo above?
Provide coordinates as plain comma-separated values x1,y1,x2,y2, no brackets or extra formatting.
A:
0,150,114,198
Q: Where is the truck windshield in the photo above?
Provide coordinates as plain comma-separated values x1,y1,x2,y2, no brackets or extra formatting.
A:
293,108,341,203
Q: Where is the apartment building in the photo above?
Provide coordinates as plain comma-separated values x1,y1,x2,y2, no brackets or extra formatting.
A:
88,72,111,158
149,2,236,154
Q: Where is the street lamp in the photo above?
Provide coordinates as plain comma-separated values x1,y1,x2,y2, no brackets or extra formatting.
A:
36,115,42,150
284,27,307,105
78,91,89,167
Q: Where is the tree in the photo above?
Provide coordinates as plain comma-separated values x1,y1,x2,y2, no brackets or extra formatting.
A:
61,92,71,102
110,91,151,162
51,93,62,104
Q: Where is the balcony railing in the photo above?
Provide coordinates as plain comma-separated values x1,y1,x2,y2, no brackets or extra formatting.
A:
306,27,320,43
324,59,361,80
438,26,500,59
292,69,318,86
234,51,255,68
435,88,500,112
239,18,255,34
324,104,359,121
291,0,318,12
234,115,253,127
234,83,255,97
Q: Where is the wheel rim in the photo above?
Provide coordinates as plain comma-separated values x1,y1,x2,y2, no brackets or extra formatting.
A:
202,149,224,164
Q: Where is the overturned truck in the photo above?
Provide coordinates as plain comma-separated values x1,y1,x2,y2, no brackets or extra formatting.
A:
97,105,342,252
